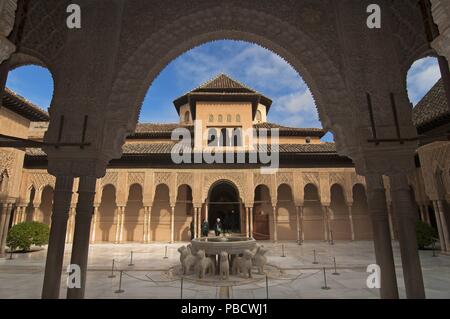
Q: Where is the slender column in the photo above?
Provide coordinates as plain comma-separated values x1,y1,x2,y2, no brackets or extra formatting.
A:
20,206,27,223
272,206,277,242
418,205,426,223
387,203,395,240
296,206,303,244
424,205,432,225
248,207,254,238
90,206,99,244
32,204,40,222
436,200,450,252
366,174,399,299
193,207,198,238
300,205,305,242
170,205,175,243
205,202,209,223
390,173,425,299
67,176,97,299
348,204,355,241
432,201,448,252
67,207,76,244
323,206,329,241
197,207,201,237
0,203,14,254
41,175,74,299
143,206,151,243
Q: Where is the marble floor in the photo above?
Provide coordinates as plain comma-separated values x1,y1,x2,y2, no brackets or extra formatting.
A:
0,241,449,299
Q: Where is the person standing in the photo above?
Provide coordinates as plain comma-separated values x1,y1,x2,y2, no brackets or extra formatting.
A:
214,218,223,236
201,219,209,237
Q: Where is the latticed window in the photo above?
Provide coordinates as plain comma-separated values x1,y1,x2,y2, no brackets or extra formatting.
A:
218,114,223,123
236,114,241,122
209,114,214,122
256,110,262,123
227,114,232,122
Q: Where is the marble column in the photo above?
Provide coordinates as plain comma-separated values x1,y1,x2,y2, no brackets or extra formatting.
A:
296,206,303,245
143,205,151,243
366,174,399,299
347,203,355,241
272,205,277,242
425,205,432,225
0,203,13,254
170,205,175,243
248,207,254,238
390,173,425,299
245,206,249,237
90,206,99,244
66,207,76,244
41,175,74,299
193,207,198,238
323,206,329,242
436,200,450,252
387,203,395,240
418,205,426,223
114,206,124,244
432,201,448,252
67,176,96,299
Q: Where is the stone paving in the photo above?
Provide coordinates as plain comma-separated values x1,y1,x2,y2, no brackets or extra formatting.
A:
0,241,449,299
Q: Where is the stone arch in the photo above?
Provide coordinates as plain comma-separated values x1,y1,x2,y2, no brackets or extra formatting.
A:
175,184,193,241
151,183,171,242
203,176,244,204
97,184,117,242
303,183,324,240
330,183,351,240
38,185,54,225
276,183,296,240
253,184,271,240
123,183,144,242
24,185,36,222
105,6,353,158
352,183,372,240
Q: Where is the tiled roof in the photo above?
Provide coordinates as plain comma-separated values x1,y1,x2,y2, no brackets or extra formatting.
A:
25,142,337,157
2,88,49,122
254,122,325,137
195,74,256,92
412,79,449,131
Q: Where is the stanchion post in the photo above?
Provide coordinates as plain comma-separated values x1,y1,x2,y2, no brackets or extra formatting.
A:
7,249,13,260
115,270,125,293
128,251,134,266
321,267,330,290
164,246,168,259
108,259,116,278
432,240,437,257
180,276,184,299
266,274,269,299
332,257,339,275
312,249,318,264
329,229,334,245
281,244,286,258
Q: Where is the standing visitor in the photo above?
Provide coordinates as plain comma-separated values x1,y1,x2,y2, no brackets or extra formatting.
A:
201,219,209,237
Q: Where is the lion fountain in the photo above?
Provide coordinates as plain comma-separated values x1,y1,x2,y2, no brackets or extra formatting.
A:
177,236,268,281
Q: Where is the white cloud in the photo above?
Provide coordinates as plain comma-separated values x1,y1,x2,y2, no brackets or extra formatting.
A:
407,57,441,106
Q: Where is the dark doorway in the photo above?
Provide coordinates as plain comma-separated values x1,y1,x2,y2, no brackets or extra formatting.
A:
208,182,241,233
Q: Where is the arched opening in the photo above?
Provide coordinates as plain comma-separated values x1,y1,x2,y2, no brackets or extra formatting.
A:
276,184,296,240
303,183,323,240
175,184,193,241
39,186,54,225
151,184,171,242
97,185,117,242
407,57,441,106
352,184,372,240
253,185,271,240
25,186,36,222
207,181,241,234
124,184,144,242
330,184,351,240
183,110,191,124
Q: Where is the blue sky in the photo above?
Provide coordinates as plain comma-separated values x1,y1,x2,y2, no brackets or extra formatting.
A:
6,40,442,142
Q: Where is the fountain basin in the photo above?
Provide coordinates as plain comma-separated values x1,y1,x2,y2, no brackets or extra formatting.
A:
191,236,257,256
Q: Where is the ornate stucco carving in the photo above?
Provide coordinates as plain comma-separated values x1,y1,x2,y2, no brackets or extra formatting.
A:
128,172,145,186
101,172,118,187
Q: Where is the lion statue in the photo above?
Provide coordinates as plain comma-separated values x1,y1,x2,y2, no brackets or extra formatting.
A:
252,245,268,274
196,250,216,279
232,249,254,278
219,251,230,280
178,245,197,275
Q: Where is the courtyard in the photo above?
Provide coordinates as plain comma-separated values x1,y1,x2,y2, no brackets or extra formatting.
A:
0,241,449,299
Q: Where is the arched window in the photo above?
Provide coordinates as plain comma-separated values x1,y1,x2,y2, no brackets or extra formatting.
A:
218,114,223,123
256,110,262,123
207,128,218,146
209,114,214,122
231,128,243,146
184,111,190,123
220,128,230,146
227,114,232,122
236,114,241,123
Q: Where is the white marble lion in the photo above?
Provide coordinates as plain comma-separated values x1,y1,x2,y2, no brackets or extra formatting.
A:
232,249,254,278
219,251,230,280
196,250,216,279
252,245,268,274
